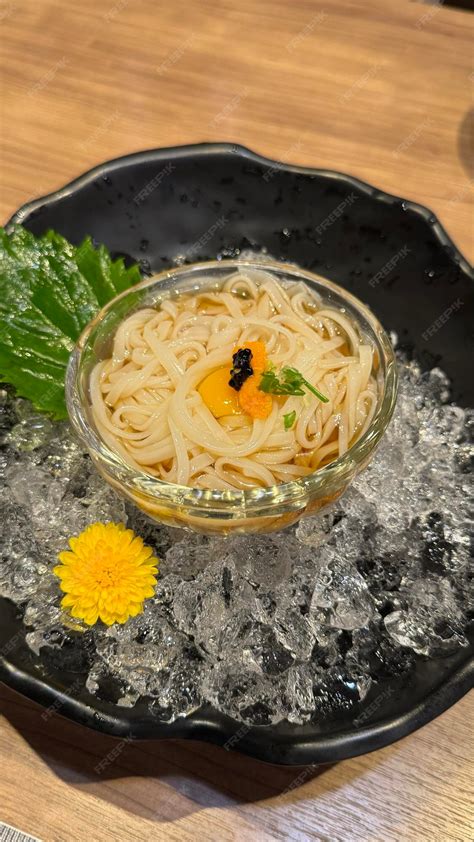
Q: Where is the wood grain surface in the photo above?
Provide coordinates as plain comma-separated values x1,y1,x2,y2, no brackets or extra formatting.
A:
0,0,473,840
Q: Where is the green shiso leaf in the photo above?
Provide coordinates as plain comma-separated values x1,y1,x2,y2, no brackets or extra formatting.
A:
0,225,141,419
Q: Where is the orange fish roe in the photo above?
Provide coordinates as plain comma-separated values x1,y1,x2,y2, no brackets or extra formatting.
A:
238,374,273,420
231,341,272,420
233,340,267,374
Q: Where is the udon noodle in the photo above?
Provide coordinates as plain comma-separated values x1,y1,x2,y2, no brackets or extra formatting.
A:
90,270,378,491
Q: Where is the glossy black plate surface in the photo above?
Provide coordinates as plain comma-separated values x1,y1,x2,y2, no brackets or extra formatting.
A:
1,144,473,765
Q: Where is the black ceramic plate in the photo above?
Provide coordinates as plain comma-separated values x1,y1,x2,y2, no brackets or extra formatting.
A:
1,144,473,766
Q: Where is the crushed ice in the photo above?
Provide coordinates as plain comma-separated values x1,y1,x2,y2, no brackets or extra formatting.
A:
0,355,472,725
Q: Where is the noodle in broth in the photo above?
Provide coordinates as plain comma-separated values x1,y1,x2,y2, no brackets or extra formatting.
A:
90,270,378,490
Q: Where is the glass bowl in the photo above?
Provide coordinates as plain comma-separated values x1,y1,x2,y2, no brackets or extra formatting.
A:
66,259,398,534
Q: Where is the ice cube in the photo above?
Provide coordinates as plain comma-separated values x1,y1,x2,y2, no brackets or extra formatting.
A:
384,576,469,656
310,560,375,630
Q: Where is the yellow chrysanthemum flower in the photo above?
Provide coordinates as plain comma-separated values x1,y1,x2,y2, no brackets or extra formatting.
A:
54,522,158,626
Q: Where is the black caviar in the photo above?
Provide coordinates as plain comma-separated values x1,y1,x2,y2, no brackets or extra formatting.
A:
229,348,253,391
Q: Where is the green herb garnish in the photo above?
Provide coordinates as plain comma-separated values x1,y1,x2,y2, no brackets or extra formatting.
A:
259,366,329,403
0,225,141,418
283,410,297,430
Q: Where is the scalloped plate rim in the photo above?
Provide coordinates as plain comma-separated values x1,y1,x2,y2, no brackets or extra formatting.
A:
0,653,472,766
6,142,474,279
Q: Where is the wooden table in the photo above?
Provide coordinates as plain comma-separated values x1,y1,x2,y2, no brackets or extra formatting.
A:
0,0,473,839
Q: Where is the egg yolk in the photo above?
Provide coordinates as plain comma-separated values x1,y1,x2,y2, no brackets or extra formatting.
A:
198,367,241,417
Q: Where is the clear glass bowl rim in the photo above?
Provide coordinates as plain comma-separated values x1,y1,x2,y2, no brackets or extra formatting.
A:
66,259,398,512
